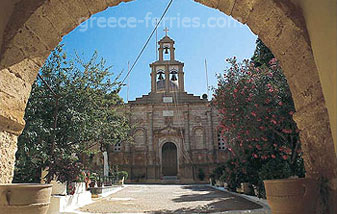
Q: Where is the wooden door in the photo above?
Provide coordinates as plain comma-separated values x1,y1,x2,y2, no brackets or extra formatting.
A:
162,142,178,176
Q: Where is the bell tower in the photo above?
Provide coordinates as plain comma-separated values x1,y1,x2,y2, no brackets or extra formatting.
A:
150,28,185,93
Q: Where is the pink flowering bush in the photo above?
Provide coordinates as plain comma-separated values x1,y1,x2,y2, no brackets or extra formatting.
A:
213,57,305,196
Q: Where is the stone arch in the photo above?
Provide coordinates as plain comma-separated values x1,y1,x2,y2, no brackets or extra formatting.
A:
158,138,181,177
0,1,336,208
192,126,206,150
161,142,178,176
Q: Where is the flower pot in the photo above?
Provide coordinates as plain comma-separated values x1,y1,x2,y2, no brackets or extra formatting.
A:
264,178,318,214
0,183,52,214
74,182,86,194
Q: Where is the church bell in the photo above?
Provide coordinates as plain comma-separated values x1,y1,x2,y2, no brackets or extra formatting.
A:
171,74,177,81
158,71,164,80
164,47,169,54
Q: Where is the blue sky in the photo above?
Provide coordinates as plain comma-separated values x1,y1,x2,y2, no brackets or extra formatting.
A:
60,0,257,101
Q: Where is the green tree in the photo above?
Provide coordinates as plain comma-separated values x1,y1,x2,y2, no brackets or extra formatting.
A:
14,45,131,183
251,38,275,67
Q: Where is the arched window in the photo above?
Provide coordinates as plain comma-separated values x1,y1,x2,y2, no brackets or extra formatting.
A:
113,142,122,152
218,131,227,151
157,69,165,81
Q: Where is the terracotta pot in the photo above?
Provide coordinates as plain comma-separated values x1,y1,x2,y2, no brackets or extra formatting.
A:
264,178,318,214
0,183,52,214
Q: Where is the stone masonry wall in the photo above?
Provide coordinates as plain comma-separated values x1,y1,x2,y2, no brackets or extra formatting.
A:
0,130,18,183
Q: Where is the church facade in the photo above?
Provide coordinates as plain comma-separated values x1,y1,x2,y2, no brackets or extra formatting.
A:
110,34,228,183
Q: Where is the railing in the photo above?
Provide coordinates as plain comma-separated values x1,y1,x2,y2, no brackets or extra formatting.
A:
97,175,119,186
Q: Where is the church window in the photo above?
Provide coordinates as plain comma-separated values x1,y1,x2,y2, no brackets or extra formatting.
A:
218,132,227,151
157,69,165,81
163,44,171,60
114,142,122,152
170,69,178,82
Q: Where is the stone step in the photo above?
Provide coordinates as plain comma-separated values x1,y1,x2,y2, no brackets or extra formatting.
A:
161,176,180,184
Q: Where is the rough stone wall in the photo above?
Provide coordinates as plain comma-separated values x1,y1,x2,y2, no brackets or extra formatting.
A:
111,101,222,183
0,130,18,183
0,0,335,212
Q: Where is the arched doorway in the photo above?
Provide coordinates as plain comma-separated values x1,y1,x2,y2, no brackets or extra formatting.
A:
162,142,178,176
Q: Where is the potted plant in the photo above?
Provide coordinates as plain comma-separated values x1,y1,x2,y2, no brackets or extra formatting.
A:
0,184,53,214
71,171,87,194
262,158,318,214
89,173,98,188
116,171,128,185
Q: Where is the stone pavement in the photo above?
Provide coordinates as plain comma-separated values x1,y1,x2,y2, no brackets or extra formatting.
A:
78,184,265,214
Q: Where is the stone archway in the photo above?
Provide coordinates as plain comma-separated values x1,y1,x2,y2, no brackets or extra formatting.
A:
162,142,178,176
0,0,336,211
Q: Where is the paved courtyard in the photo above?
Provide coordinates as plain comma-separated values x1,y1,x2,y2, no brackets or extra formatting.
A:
78,185,262,214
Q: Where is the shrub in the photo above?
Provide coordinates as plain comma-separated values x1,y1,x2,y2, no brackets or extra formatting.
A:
198,168,205,181
117,171,128,180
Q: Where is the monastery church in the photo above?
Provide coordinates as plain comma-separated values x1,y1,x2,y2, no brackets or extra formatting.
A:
110,31,228,183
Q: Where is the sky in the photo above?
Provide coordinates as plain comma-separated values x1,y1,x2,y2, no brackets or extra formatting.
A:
60,0,257,101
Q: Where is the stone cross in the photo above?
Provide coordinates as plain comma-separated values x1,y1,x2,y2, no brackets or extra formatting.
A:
164,27,169,36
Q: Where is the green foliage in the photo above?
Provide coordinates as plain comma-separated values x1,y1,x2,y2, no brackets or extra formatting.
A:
14,45,131,183
211,165,225,181
219,159,244,191
212,39,305,197
117,171,129,180
251,38,275,67
89,172,99,181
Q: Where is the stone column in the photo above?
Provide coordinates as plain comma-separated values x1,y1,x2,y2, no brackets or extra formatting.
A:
150,66,156,93
0,59,40,183
183,110,190,151
159,44,164,61
178,65,184,92
170,47,175,61
293,99,337,214
0,130,18,183
165,65,169,92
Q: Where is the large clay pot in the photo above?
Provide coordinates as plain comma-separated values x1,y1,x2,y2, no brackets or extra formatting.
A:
264,178,318,214
0,184,52,214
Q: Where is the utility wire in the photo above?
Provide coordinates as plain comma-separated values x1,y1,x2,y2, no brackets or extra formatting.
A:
121,0,174,84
